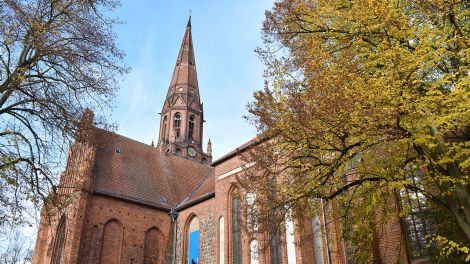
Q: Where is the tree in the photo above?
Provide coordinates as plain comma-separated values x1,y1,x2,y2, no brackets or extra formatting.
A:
0,230,33,264
0,0,127,229
243,0,469,261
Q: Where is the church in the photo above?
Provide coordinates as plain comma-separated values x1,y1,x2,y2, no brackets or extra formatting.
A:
32,18,410,264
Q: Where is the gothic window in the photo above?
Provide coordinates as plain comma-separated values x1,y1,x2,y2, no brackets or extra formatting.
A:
312,215,325,264
232,194,242,264
188,217,200,264
174,112,181,138
250,240,259,264
52,216,66,264
100,219,123,264
285,209,297,264
175,148,182,156
267,186,282,264
246,192,258,233
144,227,161,264
401,171,433,260
162,116,168,141
269,225,282,264
188,115,195,139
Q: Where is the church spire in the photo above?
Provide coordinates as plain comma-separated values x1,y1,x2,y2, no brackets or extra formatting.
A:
157,18,211,164
165,15,200,104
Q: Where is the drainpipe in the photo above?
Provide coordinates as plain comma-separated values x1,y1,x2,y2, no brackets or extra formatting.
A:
169,208,179,264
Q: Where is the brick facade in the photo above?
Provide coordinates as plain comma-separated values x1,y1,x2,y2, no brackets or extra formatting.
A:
32,18,411,264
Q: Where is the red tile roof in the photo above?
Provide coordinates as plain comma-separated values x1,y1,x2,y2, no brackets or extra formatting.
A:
91,129,214,209
176,172,215,209
210,134,267,166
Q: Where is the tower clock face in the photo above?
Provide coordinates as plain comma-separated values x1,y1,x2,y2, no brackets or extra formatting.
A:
188,147,196,157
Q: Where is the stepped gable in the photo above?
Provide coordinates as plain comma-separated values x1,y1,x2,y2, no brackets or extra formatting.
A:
92,128,214,209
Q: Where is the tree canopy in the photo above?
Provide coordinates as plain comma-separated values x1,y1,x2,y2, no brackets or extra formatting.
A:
243,0,469,261
0,0,127,228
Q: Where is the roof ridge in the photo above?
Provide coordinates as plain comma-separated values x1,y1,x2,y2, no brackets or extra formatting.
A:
176,167,214,208
210,134,267,166
93,127,156,149
168,152,213,168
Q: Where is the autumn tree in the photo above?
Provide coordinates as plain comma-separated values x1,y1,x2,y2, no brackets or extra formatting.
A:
0,0,127,229
242,0,469,262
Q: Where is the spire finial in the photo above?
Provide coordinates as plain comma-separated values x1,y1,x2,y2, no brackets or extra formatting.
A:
207,138,212,156
187,10,192,28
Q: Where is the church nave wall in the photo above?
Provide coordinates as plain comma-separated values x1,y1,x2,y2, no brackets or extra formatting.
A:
77,194,172,264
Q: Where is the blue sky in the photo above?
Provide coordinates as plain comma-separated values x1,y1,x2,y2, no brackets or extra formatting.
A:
112,1,274,159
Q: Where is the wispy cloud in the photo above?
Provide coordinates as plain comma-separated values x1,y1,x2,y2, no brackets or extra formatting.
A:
119,23,158,126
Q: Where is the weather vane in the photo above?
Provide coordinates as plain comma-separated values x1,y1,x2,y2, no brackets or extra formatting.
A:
189,9,192,17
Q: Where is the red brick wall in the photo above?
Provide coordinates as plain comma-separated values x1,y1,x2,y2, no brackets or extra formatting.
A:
214,155,274,264
33,140,411,264
77,194,172,264
32,140,96,264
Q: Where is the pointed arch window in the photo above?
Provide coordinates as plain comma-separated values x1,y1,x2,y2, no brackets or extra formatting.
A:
144,227,161,264
401,171,433,259
232,194,242,264
269,225,282,264
188,115,195,139
100,219,123,264
246,192,259,233
188,217,200,264
174,113,181,138
250,240,259,264
52,216,66,264
312,215,325,264
285,208,297,264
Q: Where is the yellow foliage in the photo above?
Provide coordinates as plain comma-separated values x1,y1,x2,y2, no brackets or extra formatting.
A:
247,0,470,261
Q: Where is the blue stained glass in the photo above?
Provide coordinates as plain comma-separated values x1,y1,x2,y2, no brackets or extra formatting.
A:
188,230,200,264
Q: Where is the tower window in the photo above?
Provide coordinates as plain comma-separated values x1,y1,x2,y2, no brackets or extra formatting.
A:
189,115,195,139
174,113,181,138
162,116,167,141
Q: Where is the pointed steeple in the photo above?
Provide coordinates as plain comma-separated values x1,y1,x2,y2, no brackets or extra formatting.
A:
165,16,200,106
187,15,191,28
157,18,211,164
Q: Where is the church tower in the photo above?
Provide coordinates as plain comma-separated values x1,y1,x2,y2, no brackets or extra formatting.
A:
158,17,212,164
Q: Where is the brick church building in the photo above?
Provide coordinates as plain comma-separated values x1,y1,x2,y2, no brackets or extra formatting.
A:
32,18,412,264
